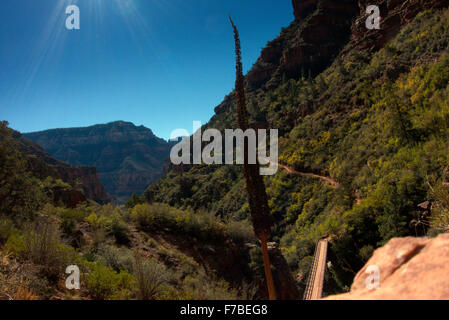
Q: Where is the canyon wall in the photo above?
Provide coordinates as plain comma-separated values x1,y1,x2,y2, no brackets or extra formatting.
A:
25,121,171,203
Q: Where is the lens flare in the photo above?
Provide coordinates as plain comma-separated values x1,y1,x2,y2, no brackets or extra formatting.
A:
16,0,78,104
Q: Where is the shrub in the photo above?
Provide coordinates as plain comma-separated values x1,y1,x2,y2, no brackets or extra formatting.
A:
5,218,74,282
86,263,135,300
61,217,76,237
158,287,195,300
132,254,168,300
0,122,47,218
182,268,245,300
125,193,145,209
105,214,130,246
359,245,375,262
85,212,107,248
248,246,264,280
86,264,118,300
225,219,255,243
131,203,171,229
95,245,133,273
0,217,13,244
23,218,69,281
429,176,449,233
130,203,230,242
5,232,26,256
92,228,106,249
85,213,104,229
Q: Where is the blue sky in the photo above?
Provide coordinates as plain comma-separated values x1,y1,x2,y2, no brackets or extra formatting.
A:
0,0,293,140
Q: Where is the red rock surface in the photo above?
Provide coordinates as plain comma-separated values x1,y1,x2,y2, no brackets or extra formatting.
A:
325,234,449,300
51,186,87,209
292,0,317,21
54,166,110,204
350,0,449,52
214,0,359,115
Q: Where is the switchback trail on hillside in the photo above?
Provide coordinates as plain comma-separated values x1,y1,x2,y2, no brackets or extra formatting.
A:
267,160,363,205
273,161,340,187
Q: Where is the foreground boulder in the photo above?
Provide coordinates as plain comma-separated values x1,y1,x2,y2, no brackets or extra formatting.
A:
326,234,449,300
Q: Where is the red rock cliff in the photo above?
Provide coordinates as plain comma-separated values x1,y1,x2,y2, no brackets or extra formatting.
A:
350,0,449,51
214,0,359,115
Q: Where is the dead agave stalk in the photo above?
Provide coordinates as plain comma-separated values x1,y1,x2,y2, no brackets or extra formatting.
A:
229,16,276,300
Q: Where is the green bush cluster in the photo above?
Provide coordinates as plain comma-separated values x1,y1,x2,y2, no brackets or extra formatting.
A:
5,217,77,282
0,217,13,244
131,203,254,243
0,122,47,219
85,262,135,300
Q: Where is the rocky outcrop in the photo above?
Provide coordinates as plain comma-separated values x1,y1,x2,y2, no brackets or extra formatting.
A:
53,166,110,204
325,234,449,300
214,0,359,116
292,0,359,22
51,186,87,209
292,0,317,21
350,0,449,52
24,121,171,203
250,0,359,89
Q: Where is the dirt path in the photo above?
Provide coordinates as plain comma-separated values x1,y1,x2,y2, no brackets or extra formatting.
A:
273,161,340,187
270,161,365,205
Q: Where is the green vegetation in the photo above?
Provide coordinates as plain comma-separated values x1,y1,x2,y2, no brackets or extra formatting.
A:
0,121,47,219
429,171,449,233
147,9,449,295
2,6,449,300
132,254,168,300
0,199,256,299
125,193,145,209
130,203,255,244
85,263,135,300
0,120,257,299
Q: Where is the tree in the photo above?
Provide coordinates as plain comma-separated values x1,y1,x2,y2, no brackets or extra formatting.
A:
229,17,276,300
125,193,145,209
0,121,45,218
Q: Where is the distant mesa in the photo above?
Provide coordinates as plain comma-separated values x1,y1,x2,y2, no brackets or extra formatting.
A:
24,121,172,204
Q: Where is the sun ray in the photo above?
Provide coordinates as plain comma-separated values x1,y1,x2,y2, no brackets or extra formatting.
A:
13,0,78,105
12,0,181,105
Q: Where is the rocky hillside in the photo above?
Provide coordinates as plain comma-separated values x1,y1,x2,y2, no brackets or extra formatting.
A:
1,0,448,301
147,0,449,297
2,119,284,300
7,125,110,205
0,121,109,211
214,0,359,119
25,121,171,203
